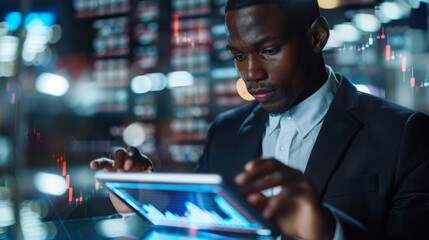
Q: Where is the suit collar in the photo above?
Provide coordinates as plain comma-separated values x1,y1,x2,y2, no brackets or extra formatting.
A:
235,103,268,173
304,76,363,197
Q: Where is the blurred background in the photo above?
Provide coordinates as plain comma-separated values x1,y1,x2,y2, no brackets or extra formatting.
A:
0,0,428,238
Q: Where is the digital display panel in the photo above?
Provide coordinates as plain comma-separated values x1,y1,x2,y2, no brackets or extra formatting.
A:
106,182,274,236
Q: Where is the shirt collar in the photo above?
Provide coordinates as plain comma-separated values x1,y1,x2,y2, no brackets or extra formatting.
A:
266,65,339,137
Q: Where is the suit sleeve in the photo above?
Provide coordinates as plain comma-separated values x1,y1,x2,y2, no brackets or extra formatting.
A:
327,112,429,240
324,204,370,240
386,112,429,239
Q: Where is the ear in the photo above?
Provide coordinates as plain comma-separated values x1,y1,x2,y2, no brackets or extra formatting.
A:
308,17,330,53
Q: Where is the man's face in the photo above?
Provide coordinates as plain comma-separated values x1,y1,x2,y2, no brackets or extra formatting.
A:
226,4,312,113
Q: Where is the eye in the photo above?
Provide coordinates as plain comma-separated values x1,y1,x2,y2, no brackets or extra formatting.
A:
261,47,279,56
232,53,246,61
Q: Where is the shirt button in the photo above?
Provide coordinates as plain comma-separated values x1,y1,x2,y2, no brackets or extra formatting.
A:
280,146,285,151
286,116,291,120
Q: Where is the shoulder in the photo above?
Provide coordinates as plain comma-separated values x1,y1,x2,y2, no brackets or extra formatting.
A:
205,101,266,140
353,90,424,125
335,74,424,125
212,101,261,125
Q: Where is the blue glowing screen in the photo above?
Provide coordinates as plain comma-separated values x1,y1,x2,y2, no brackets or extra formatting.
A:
106,182,273,236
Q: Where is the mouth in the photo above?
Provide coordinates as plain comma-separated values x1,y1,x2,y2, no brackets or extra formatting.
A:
249,89,276,103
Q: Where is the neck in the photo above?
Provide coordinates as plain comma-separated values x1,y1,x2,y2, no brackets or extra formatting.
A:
312,56,328,91
294,55,328,107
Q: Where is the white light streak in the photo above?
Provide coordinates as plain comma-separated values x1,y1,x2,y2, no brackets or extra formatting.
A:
380,2,403,20
167,71,194,88
95,218,129,238
326,30,344,48
0,137,11,166
352,14,381,33
333,23,361,42
34,173,67,196
0,35,19,62
211,67,239,80
48,24,62,44
131,73,167,94
35,73,69,96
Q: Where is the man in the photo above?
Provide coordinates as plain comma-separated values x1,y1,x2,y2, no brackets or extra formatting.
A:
92,0,429,239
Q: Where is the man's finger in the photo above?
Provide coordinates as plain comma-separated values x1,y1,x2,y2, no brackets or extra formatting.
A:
263,189,292,218
114,149,127,170
242,160,286,181
246,192,269,212
89,159,115,171
89,160,101,170
236,160,304,188
241,170,306,194
124,159,133,171
236,159,275,184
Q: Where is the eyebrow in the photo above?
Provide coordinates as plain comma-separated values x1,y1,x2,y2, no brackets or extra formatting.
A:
226,36,282,52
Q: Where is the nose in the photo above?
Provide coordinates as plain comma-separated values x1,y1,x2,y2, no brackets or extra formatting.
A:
240,54,268,82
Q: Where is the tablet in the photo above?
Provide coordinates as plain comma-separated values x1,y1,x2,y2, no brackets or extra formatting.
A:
95,172,279,237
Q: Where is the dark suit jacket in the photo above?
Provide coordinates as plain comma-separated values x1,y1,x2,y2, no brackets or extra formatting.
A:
196,75,429,239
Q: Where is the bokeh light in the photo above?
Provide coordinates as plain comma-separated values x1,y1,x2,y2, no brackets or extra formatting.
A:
122,122,146,147
35,73,69,96
34,173,67,196
236,78,255,101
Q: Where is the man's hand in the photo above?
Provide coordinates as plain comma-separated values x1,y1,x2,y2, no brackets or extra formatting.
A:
90,147,153,173
235,159,335,240
89,147,154,214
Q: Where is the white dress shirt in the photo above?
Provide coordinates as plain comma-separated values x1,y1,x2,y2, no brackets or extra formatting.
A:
261,66,344,239
262,65,338,171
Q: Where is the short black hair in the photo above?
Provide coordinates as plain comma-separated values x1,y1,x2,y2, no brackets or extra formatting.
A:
225,0,320,30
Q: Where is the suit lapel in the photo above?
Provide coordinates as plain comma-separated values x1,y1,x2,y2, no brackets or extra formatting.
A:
235,104,268,174
304,78,362,197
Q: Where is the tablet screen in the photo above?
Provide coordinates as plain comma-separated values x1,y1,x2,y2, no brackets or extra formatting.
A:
99,174,276,236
